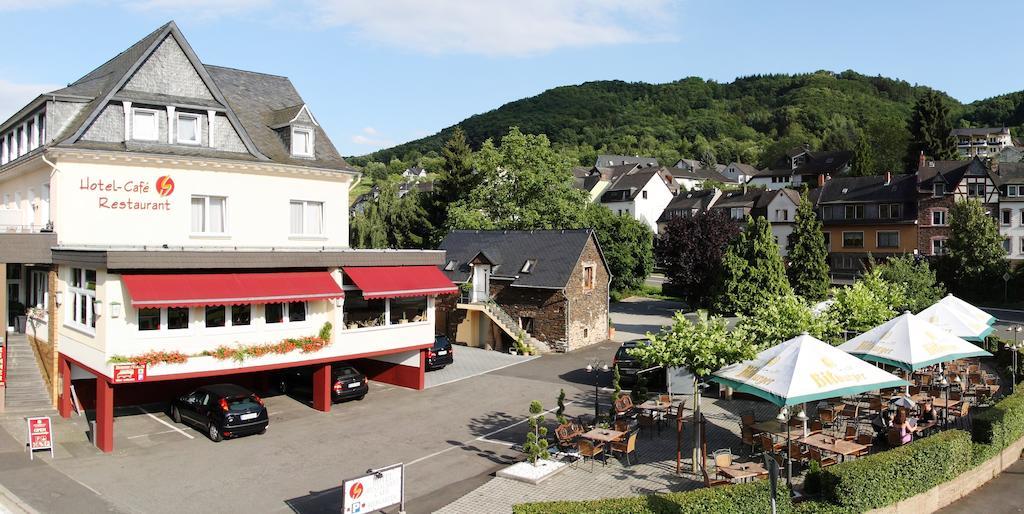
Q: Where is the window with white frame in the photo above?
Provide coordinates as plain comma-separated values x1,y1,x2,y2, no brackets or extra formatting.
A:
289,200,324,236
730,207,745,220
877,231,900,248
66,268,97,331
132,108,158,141
1003,238,1012,255
190,195,227,235
932,238,948,256
1009,185,1022,197
1002,209,1012,226
968,182,985,197
136,307,191,332
291,127,314,157
931,209,947,226
879,203,902,219
28,269,47,309
176,113,200,145
265,301,306,324
775,209,788,221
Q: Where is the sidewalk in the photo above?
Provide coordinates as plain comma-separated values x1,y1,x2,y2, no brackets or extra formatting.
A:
0,416,121,513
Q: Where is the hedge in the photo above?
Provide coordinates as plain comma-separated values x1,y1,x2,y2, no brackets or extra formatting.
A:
818,430,973,512
971,390,1024,464
512,481,792,514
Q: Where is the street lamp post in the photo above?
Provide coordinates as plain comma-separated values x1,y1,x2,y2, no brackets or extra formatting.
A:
585,362,610,421
776,405,807,493
938,375,949,431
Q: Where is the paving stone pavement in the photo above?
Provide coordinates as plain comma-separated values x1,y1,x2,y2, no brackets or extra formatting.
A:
425,345,538,388
438,395,779,514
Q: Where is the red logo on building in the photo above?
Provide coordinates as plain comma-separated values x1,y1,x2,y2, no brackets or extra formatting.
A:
349,482,364,499
156,176,175,197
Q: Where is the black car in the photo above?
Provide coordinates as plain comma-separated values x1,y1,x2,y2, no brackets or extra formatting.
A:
426,335,454,371
276,363,368,402
614,340,664,387
170,384,268,442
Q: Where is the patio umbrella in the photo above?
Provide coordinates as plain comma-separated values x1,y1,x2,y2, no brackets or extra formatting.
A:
890,395,915,410
710,333,908,407
937,294,996,327
917,302,994,343
838,311,992,371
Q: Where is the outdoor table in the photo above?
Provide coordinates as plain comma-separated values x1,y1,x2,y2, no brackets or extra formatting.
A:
748,420,792,438
636,399,682,413
798,433,868,461
717,461,768,483
910,418,937,434
929,398,962,411
580,428,625,444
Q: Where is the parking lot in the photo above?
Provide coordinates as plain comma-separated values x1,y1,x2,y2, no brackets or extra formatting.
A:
0,299,682,514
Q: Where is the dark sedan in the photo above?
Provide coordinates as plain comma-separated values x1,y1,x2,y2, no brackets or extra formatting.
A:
426,335,454,371
276,363,368,402
170,384,269,442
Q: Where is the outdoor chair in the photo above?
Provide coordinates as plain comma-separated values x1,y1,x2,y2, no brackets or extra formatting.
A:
950,402,971,429
950,391,962,402
702,466,731,488
741,414,756,428
659,394,671,404
853,433,873,457
788,441,810,466
611,430,640,466
614,420,630,433
868,397,883,413
909,385,922,396
740,425,757,455
555,425,580,454
614,396,636,419
919,374,932,386
638,410,658,438
818,408,836,431
713,448,734,472
809,448,836,468
844,425,858,441
887,427,905,448
577,439,605,472
758,433,783,454
808,420,823,436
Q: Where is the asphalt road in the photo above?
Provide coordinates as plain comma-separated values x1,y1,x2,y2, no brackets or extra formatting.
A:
0,336,648,513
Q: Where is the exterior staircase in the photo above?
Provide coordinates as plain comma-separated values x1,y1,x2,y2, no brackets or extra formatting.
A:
476,300,553,353
3,333,55,414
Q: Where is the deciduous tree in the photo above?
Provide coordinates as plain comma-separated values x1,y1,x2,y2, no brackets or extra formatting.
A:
655,211,739,307
947,199,1008,299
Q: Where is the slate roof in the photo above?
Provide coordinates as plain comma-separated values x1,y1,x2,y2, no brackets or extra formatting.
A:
951,127,1009,136
2,21,353,173
600,169,661,202
657,189,718,222
595,154,659,168
673,165,732,183
438,230,604,289
915,157,988,191
992,162,1024,186
712,189,765,209
750,168,795,178
795,150,853,174
726,162,759,175
815,174,917,204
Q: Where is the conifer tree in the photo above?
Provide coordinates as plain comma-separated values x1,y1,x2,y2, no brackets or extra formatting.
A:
786,191,830,301
905,90,957,169
715,216,791,315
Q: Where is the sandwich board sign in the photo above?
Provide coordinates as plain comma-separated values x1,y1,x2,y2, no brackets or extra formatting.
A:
26,416,54,460
342,463,404,514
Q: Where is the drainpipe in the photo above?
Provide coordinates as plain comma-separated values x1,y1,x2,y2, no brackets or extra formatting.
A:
562,289,570,352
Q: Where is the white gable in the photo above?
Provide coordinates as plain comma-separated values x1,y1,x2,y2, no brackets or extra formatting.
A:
123,36,214,100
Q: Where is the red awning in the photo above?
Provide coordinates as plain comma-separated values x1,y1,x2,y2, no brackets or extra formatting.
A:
122,272,344,308
343,266,457,299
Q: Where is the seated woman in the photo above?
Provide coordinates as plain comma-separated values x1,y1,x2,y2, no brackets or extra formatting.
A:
894,408,913,444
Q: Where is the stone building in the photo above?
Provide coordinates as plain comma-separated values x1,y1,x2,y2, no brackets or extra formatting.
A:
914,156,998,257
436,230,610,353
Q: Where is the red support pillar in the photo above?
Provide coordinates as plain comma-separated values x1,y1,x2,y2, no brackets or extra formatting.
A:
312,363,332,413
416,349,427,391
95,378,114,453
58,357,72,418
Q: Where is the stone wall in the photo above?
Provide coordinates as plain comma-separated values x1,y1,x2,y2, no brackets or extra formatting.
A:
918,194,953,256
563,237,610,350
82,103,124,142
214,114,247,153
490,282,567,347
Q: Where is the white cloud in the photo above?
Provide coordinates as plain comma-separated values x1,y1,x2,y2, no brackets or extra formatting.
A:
0,79,61,123
309,0,676,56
351,127,394,148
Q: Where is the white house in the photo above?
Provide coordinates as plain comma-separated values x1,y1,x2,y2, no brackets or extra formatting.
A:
598,167,676,231
994,162,1024,260
0,22,455,452
764,188,801,256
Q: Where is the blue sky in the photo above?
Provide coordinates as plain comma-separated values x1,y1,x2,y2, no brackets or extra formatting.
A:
1,0,1022,156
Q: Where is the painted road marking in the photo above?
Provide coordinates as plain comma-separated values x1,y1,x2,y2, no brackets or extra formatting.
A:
407,402,571,466
426,356,541,389
134,406,194,439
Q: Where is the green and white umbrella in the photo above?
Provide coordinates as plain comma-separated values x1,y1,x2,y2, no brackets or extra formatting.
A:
711,333,907,407
918,298,994,342
838,311,992,371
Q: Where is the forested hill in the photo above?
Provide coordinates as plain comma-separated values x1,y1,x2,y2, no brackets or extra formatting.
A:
355,70,1024,172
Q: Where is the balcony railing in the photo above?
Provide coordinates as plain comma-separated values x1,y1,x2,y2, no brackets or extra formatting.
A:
958,140,972,147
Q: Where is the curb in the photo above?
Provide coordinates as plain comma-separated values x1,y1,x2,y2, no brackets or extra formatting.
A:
0,482,37,514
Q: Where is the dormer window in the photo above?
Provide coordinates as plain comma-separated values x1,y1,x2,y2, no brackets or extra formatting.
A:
933,182,944,197
132,108,158,141
444,260,457,272
291,127,314,157
521,260,536,273
176,113,200,145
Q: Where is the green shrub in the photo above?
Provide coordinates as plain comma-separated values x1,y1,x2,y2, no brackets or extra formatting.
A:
513,481,792,514
969,390,1024,465
819,430,972,511
803,460,822,495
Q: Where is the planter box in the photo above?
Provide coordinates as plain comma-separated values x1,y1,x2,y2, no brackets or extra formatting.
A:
496,459,568,485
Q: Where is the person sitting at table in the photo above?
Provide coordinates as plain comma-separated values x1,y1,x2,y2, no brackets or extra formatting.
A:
894,408,914,444
872,407,894,445
919,401,937,424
